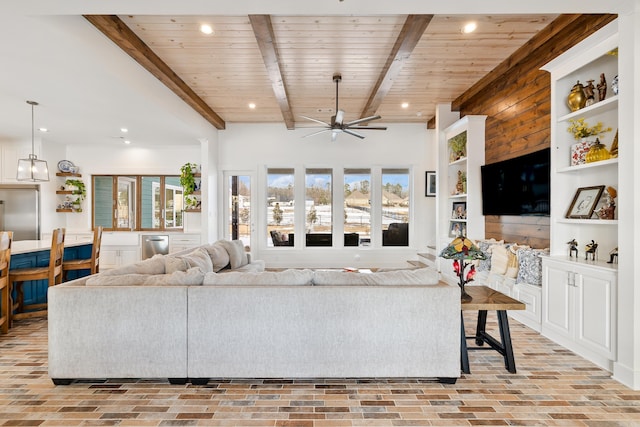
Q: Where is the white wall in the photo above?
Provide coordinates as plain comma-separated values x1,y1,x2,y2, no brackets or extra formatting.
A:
217,123,437,268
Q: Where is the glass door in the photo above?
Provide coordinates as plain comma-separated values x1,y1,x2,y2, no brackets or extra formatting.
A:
224,172,254,252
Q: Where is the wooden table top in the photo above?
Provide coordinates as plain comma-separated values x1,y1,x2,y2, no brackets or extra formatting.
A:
462,286,526,311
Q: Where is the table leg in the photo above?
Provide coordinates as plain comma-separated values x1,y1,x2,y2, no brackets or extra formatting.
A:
475,310,487,346
497,310,517,373
460,312,470,374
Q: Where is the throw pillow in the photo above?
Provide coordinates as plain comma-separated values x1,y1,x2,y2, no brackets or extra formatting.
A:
516,247,549,286
489,244,509,275
145,267,205,286
165,247,214,274
100,254,166,276
86,273,154,286
203,269,314,285
505,246,519,279
203,242,231,272
475,239,502,272
217,239,248,269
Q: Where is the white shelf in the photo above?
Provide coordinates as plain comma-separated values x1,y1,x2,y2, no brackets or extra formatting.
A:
448,194,467,199
556,157,618,173
448,157,467,166
558,95,618,122
556,218,618,225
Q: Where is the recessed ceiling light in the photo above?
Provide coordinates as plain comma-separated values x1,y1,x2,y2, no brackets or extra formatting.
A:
120,128,128,133
248,102,256,109
200,24,214,35
462,22,477,34
38,127,48,132
401,102,409,109
123,140,131,145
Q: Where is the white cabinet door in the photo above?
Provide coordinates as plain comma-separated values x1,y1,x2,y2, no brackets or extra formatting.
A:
576,267,616,359
100,249,119,270
542,259,572,339
100,247,140,270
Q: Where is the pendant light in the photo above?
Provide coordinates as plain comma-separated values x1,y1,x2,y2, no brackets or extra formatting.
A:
17,100,49,181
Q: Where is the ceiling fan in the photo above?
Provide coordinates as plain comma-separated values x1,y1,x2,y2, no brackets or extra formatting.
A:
301,73,387,141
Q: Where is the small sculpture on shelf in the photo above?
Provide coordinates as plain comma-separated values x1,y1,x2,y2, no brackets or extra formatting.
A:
585,240,598,261
607,247,618,264
567,239,578,258
584,79,596,107
597,73,607,101
595,186,616,220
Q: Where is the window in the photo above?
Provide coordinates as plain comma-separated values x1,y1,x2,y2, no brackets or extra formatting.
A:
93,175,182,231
344,168,371,246
267,168,294,247
305,168,332,246
381,168,410,246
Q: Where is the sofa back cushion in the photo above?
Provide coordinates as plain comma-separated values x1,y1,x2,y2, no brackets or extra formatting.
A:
100,254,166,276
312,267,439,286
165,247,214,274
203,242,231,272
217,239,248,269
203,268,314,286
86,267,205,286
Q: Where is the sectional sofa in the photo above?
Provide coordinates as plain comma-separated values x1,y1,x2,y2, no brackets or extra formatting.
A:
48,240,461,385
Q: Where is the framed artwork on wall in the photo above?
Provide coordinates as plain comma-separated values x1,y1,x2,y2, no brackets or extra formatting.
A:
426,171,436,197
566,185,605,219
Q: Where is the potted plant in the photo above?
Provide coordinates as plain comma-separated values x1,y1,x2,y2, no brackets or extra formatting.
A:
65,179,86,211
180,163,200,210
448,131,467,161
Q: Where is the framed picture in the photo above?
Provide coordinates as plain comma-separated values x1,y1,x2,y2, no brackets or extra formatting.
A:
566,185,605,219
425,171,436,197
452,201,467,219
449,221,465,237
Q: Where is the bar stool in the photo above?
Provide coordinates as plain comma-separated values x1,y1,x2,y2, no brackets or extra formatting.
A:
62,226,102,281
9,228,65,324
0,232,12,334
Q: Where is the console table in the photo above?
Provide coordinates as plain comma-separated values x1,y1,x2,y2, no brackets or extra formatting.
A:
460,285,525,374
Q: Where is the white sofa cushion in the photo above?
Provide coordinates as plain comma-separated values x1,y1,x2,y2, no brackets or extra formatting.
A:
203,242,230,272
101,254,166,276
203,269,314,286
165,247,213,274
312,267,440,286
86,267,206,286
217,239,248,269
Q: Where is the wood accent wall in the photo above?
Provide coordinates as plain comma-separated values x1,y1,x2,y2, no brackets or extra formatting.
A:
455,14,616,249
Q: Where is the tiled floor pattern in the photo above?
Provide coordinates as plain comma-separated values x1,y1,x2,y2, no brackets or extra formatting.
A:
1,314,640,426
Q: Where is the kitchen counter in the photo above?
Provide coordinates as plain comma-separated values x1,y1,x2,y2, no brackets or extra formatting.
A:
12,238,93,255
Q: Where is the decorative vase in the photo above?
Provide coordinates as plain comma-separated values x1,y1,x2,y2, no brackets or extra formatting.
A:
567,81,587,112
585,139,611,163
611,75,619,95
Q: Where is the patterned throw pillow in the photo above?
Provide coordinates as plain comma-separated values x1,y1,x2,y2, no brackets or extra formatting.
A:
516,247,549,286
475,239,502,272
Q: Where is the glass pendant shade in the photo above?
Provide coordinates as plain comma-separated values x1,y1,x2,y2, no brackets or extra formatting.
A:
17,100,49,182
17,154,49,181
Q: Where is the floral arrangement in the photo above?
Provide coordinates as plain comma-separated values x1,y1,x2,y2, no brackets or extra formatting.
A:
567,118,612,140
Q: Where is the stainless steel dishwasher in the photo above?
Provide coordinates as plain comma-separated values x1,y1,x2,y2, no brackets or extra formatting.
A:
141,235,169,259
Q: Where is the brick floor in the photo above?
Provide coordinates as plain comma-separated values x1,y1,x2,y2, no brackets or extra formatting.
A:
1,313,639,426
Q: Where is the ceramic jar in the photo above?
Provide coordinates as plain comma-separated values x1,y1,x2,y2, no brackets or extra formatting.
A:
585,139,611,163
567,81,587,112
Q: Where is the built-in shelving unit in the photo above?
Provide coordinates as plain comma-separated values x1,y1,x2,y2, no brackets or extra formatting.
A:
540,20,619,371
55,171,84,213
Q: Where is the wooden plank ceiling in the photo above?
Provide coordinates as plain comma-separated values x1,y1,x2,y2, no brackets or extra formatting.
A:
89,14,558,130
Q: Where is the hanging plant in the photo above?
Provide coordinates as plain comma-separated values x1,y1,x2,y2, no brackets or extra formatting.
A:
180,163,198,195
65,179,86,202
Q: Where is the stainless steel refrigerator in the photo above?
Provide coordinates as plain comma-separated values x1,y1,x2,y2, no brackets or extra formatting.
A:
0,185,40,241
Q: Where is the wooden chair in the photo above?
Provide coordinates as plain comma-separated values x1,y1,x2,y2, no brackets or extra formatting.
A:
62,226,102,281
0,232,12,334
9,228,65,324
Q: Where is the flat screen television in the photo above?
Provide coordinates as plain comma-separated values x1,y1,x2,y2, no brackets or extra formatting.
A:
481,148,550,216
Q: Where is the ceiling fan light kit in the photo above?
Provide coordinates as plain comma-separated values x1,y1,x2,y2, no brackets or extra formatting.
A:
301,73,387,141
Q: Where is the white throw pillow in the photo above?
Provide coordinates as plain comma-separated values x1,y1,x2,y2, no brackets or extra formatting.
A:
203,269,314,285
217,239,248,269
489,244,509,275
312,268,440,286
203,242,231,272
165,247,214,274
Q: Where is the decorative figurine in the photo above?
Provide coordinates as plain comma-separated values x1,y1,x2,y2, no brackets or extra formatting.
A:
607,247,618,264
568,239,578,257
596,186,616,220
584,79,596,106
597,73,607,101
585,240,598,261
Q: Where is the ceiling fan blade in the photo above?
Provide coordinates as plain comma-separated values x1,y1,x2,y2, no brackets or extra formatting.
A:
334,110,345,126
303,128,332,138
343,129,365,139
299,115,331,127
344,115,382,127
331,130,339,142
348,125,387,130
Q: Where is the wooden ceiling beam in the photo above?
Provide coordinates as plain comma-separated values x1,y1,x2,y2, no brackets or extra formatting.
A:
84,15,226,130
361,14,434,119
249,14,295,130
